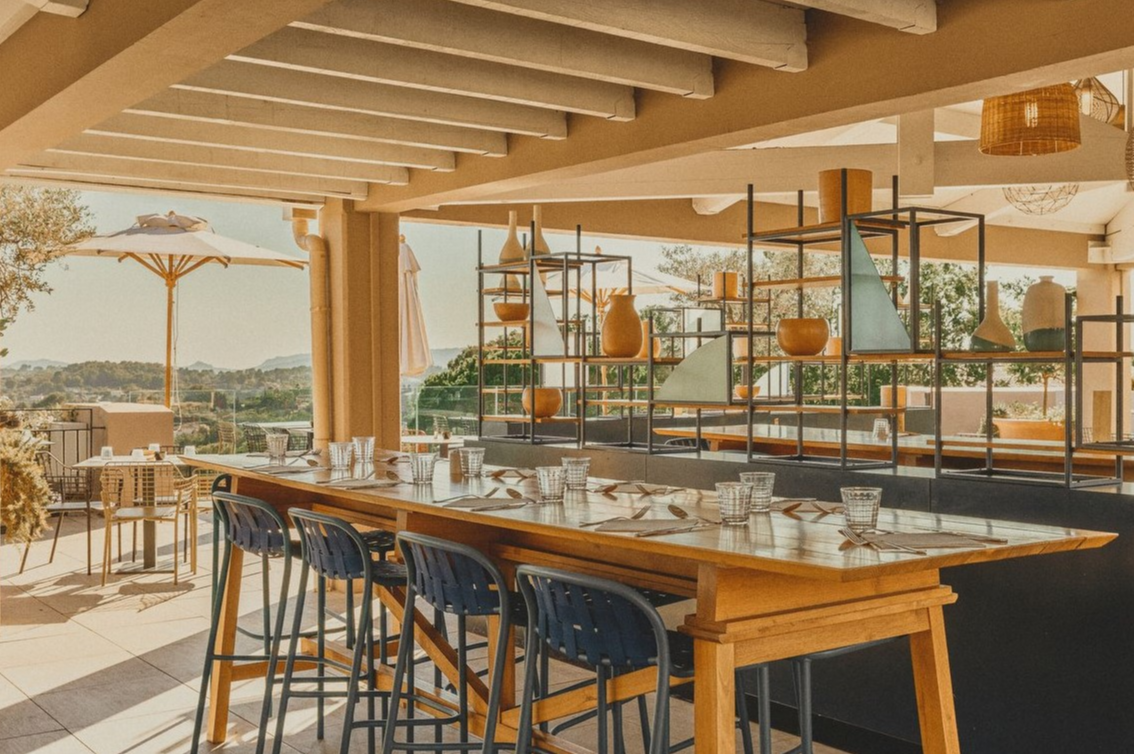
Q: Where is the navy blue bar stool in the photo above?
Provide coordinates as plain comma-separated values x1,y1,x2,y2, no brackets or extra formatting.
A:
273,509,408,754
383,532,516,754
191,491,297,754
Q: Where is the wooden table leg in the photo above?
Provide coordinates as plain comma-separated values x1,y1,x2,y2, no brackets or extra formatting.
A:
909,605,961,754
486,616,516,711
693,638,736,754
207,545,244,744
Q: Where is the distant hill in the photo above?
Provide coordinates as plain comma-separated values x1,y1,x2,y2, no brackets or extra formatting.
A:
8,359,69,371
184,360,232,372
256,353,312,371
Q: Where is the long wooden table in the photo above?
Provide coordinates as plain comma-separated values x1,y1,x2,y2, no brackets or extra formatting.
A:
184,453,1114,753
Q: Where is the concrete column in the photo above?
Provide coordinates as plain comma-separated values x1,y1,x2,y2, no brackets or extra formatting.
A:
1075,266,1126,440
321,199,401,450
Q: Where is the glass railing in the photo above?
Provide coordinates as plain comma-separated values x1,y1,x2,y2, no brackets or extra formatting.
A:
402,385,480,436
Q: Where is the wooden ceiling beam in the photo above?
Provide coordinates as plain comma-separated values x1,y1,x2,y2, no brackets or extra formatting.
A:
447,0,807,71
181,59,565,138
11,152,373,198
294,0,713,98
792,0,935,34
51,133,412,184
232,26,635,119
133,87,505,156
90,112,453,170
1,173,323,206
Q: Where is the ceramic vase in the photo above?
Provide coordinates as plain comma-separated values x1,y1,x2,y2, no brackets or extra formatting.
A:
970,281,1015,351
817,168,873,223
498,210,526,293
776,318,830,356
635,319,662,359
530,205,551,256
1021,276,1066,351
712,271,740,300
522,388,562,418
601,294,643,357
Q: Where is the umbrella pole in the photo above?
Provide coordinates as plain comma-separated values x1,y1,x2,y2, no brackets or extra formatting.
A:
165,276,175,408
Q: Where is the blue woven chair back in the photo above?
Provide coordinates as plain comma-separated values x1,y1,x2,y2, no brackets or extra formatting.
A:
518,566,665,670
289,509,368,580
213,492,288,558
398,532,507,617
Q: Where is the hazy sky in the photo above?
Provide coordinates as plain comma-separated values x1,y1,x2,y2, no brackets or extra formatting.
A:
3,189,1065,370
3,190,681,369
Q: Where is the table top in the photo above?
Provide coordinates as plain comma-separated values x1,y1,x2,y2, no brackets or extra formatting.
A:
73,454,186,468
182,452,1115,583
401,434,474,446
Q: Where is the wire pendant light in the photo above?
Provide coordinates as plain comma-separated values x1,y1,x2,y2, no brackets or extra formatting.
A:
1072,77,1122,124
980,84,1081,156
1002,184,1079,215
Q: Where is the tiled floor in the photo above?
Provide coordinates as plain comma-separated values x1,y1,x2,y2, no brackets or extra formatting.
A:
1,515,838,754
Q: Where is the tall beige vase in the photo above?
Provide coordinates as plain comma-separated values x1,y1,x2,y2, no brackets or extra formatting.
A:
970,281,1015,351
635,319,662,359
1021,276,1066,351
498,210,526,293
530,205,551,256
601,294,643,357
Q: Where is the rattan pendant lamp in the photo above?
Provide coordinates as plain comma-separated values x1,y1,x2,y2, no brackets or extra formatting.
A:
979,83,1081,156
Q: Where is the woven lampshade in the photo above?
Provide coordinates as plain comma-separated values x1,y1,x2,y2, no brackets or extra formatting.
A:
979,84,1081,156
1073,77,1122,124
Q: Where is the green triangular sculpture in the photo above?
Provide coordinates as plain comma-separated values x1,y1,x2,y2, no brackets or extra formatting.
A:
655,336,729,403
848,224,911,352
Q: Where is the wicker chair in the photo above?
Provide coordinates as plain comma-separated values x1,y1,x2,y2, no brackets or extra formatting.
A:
243,424,269,453
19,450,102,575
216,421,238,454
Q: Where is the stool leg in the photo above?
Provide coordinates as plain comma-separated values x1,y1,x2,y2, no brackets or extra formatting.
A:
345,579,356,649
316,576,326,741
636,695,650,749
612,696,627,754
382,584,419,754
736,670,754,755
480,605,510,755
597,666,609,754
272,565,310,755
257,557,292,754
793,657,814,754
191,539,234,753
261,553,272,658
457,615,469,747
515,614,540,753
757,664,772,754
366,613,377,754
339,587,372,753
48,511,65,563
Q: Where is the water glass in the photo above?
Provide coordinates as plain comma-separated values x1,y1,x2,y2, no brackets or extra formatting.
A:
841,487,882,533
715,482,752,526
536,466,566,503
131,448,145,460
872,418,890,442
353,435,375,462
100,446,114,460
148,443,161,453
329,441,354,470
183,445,197,456
409,451,438,484
739,471,775,513
561,457,591,490
266,433,289,463
459,447,486,477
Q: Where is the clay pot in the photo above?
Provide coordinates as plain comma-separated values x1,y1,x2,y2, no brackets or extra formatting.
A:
993,418,1065,441
522,388,562,418
1021,276,1066,351
734,385,761,401
493,301,530,322
817,168,873,223
498,210,527,293
970,281,1015,351
529,205,551,256
823,336,843,356
777,318,830,356
635,319,662,359
601,294,643,357
712,271,740,300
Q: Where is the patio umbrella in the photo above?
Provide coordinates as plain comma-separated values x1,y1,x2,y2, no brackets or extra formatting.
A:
61,211,306,407
399,236,432,377
545,246,696,315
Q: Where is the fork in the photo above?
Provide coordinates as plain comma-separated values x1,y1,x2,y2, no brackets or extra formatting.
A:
580,503,651,527
840,527,926,555
432,487,499,504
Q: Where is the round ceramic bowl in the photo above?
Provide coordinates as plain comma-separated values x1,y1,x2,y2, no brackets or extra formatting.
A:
776,318,830,356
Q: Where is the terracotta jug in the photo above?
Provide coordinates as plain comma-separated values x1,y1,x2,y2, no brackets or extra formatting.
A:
635,319,662,359
970,281,1015,351
1021,276,1066,351
601,294,643,357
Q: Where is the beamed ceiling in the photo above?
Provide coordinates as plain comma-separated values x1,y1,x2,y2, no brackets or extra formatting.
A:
0,0,1131,242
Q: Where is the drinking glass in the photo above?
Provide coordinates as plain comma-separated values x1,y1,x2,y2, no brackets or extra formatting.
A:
841,487,882,533
739,471,775,513
329,442,354,470
715,482,752,526
536,466,566,503
100,446,114,460
266,433,289,464
459,447,486,477
872,418,890,442
183,445,197,456
131,449,145,460
561,457,591,490
353,435,375,462
409,451,438,484
148,443,162,453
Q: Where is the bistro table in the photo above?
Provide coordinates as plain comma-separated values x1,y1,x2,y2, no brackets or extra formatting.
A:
73,454,186,569
183,452,1115,753
400,433,473,455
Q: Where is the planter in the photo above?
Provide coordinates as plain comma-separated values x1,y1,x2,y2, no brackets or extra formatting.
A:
492,301,529,322
635,319,661,359
971,281,1015,351
777,318,830,356
601,294,643,357
993,417,1065,441
712,271,740,300
522,388,562,418
1022,276,1066,351
817,168,873,223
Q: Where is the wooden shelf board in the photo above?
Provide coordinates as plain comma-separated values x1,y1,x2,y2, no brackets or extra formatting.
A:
481,414,580,424
584,356,683,365
736,352,933,364
752,274,903,291
695,296,773,304
482,288,565,297
763,405,905,415
478,319,582,328
747,218,908,245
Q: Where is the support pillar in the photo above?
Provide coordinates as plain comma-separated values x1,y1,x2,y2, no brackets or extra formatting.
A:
321,199,402,449
1075,265,1127,440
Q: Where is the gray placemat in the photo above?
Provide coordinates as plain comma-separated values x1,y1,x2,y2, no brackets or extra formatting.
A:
596,519,696,534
